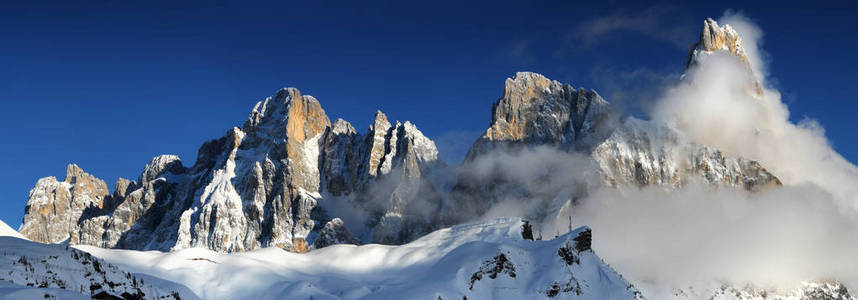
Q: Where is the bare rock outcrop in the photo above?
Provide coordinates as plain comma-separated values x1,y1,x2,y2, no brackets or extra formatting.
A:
18,18,784,254
311,218,359,249
685,18,763,97
466,72,613,159
456,70,780,216
19,164,110,244
20,88,442,252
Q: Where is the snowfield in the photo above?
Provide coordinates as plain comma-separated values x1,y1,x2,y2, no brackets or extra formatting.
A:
0,220,198,299
74,218,642,300
0,221,24,240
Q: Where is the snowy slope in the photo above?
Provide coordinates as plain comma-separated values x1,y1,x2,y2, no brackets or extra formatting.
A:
0,219,199,300
76,218,643,300
0,280,84,300
0,220,24,240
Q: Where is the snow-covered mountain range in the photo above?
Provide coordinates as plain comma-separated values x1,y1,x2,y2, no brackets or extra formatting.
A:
3,17,855,299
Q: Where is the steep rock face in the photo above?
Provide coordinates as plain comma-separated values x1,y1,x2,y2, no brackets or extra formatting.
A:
172,89,439,251
685,18,763,97
76,155,187,249
167,87,332,253
457,20,777,198
322,112,443,244
321,119,360,196
20,88,442,253
466,72,613,159
19,165,110,245
593,118,781,191
321,112,440,197
685,18,749,69
458,70,780,208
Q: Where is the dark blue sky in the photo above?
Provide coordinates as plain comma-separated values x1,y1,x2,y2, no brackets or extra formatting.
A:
2,1,856,228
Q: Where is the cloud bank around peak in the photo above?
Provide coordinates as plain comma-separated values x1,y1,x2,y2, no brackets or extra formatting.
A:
650,11,858,213
544,10,858,297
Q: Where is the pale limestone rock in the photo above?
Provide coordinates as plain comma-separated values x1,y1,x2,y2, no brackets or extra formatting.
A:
454,71,781,222
21,87,442,252
466,72,613,160
19,164,109,244
686,18,763,97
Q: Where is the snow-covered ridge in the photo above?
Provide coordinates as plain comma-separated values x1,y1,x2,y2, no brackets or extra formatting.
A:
0,220,197,299
0,220,25,240
75,218,644,300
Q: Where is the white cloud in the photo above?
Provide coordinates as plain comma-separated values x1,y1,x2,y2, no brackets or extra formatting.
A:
574,6,693,48
650,13,858,213
568,184,858,298
557,11,858,297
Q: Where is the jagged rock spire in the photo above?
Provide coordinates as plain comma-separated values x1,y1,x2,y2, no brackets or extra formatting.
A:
20,87,442,253
366,110,393,177
19,164,109,244
685,18,763,97
686,18,749,68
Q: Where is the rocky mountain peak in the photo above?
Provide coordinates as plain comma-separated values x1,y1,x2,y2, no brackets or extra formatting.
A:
457,71,779,211
466,72,613,160
686,18,763,97
20,87,443,253
16,16,781,253
63,164,108,192
243,87,331,142
372,110,390,128
485,72,566,142
366,110,393,177
331,118,356,135
699,18,743,56
19,164,110,244
685,18,747,67
139,155,185,183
